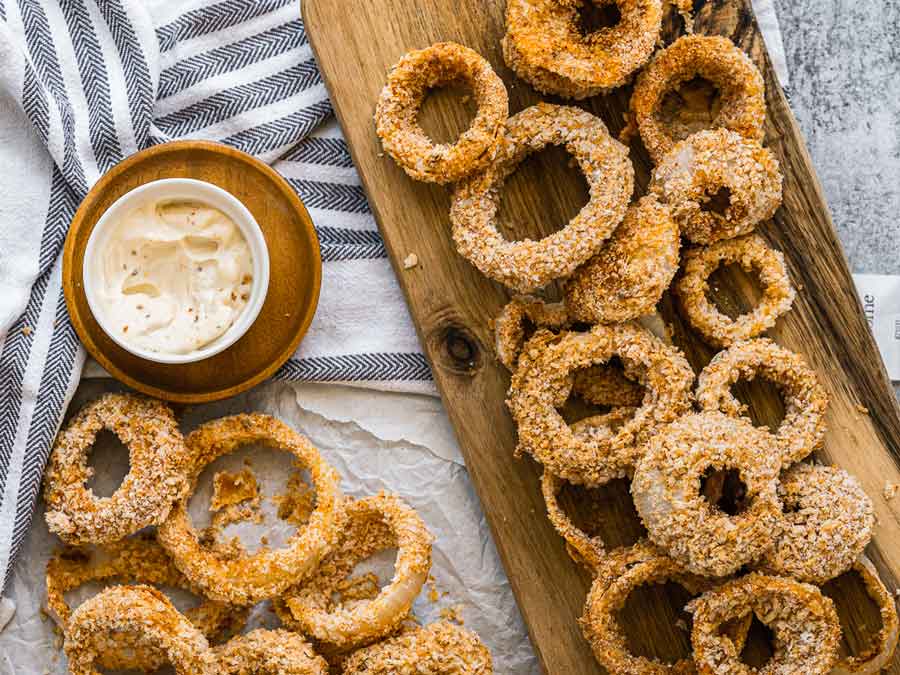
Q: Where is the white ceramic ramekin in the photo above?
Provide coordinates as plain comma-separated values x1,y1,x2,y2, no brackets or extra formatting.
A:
83,178,270,364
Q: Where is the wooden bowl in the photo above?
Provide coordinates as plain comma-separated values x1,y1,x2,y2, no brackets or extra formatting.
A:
63,140,321,404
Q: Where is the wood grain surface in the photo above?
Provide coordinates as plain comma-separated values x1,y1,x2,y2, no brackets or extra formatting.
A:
304,0,900,672
63,141,321,404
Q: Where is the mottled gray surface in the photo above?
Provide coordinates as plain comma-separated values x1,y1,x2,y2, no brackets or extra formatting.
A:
774,0,900,273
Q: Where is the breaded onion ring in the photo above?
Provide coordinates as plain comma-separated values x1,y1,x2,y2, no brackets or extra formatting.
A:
43,393,189,545
374,42,508,184
46,536,246,672
689,573,841,675
279,494,433,653
341,621,493,674
502,0,663,99
451,103,634,292
541,470,609,569
508,322,694,487
756,463,874,584
630,35,766,164
650,128,782,244
564,195,681,323
157,414,343,606
832,556,900,675
215,629,328,675
581,542,750,673
697,339,827,467
63,585,216,675
673,234,795,348
494,295,570,371
631,411,781,577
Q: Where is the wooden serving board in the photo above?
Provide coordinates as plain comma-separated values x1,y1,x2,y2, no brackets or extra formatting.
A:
304,0,900,672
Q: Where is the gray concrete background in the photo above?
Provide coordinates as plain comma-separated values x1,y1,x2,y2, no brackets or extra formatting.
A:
774,0,900,273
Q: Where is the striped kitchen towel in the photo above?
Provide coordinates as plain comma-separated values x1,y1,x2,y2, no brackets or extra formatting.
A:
0,0,431,595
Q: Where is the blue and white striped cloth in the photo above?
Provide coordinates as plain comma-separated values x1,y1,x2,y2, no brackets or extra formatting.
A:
0,0,432,594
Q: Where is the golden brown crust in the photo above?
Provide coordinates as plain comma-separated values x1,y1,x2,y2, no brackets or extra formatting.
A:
832,556,900,674
756,463,874,584
279,493,433,653
157,413,344,606
43,393,190,545
502,0,663,99
341,621,493,674
650,128,782,244
493,295,570,371
689,573,841,675
215,629,329,674
631,411,782,577
451,103,634,292
630,35,766,164
63,585,216,675
673,234,795,348
696,338,827,467
374,42,508,184
564,195,681,323
46,536,246,671
508,322,694,487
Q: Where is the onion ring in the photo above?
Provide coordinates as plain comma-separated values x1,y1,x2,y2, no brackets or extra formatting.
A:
374,42,508,184
278,493,433,653
63,584,216,675
580,542,750,674
564,195,681,323
756,463,874,584
341,621,493,674
697,338,827,467
507,322,694,487
494,295,570,371
631,411,781,577
541,470,609,570
46,535,246,672
630,34,766,164
215,629,328,675
673,234,796,348
43,393,190,545
689,573,841,675
451,103,634,293
832,556,900,675
157,414,343,606
650,128,782,244
502,0,663,99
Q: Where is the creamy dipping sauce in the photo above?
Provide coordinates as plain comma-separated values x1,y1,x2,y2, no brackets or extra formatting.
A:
94,199,253,356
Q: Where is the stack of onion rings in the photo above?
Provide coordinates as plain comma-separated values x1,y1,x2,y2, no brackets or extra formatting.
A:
650,128,782,244
508,322,694,487
374,42,508,184
157,414,344,606
689,573,841,675
46,536,246,671
451,103,634,292
757,463,874,584
697,338,828,466
341,621,493,674
630,34,766,164
43,393,190,545
278,493,433,653
674,234,796,348
215,629,328,675
502,0,663,99
631,411,782,577
63,585,217,675
564,195,681,323
832,556,900,675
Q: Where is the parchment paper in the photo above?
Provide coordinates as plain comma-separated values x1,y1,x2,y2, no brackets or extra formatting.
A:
0,380,539,674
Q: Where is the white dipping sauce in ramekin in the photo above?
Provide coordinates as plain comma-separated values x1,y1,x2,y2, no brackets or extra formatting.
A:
84,179,270,364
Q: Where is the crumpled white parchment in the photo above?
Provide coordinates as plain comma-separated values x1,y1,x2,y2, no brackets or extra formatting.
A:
0,380,539,674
